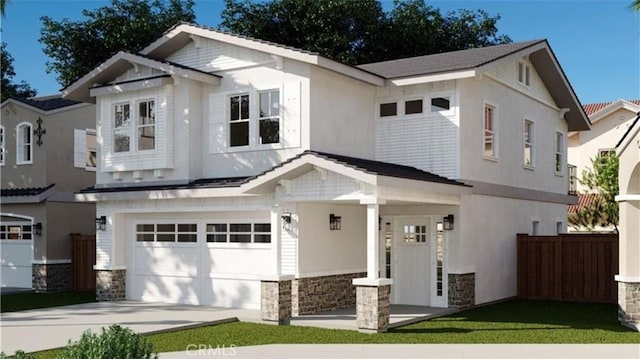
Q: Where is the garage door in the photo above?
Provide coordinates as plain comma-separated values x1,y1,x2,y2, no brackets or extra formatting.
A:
129,219,271,309
0,221,33,288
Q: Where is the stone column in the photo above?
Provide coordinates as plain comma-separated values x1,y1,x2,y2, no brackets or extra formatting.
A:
261,275,294,325
96,268,126,301
353,278,392,333
617,279,640,331
448,272,475,308
32,262,71,292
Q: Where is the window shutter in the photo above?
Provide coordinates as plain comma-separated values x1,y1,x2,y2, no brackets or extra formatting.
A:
282,82,301,148
73,129,86,168
208,92,226,153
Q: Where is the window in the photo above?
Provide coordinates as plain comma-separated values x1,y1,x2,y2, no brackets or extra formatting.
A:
431,96,450,112
259,90,280,144
524,119,534,167
0,224,32,240
86,131,97,168
135,223,197,243
229,94,250,147
137,100,155,151
555,131,564,174
556,221,563,235
379,102,397,117
0,125,5,166
403,224,427,243
113,103,131,152
518,61,530,86
405,99,423,115
483,105,496,158
16,122,32,164
206,222,271,244
531,220,540,235
599,148,614,157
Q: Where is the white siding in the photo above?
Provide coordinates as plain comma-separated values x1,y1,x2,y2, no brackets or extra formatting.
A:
493,58,556,105
167,38,272,72
73,129,86,168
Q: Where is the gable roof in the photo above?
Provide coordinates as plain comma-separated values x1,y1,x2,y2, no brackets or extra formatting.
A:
616,112,640,154
357,40,543,79
583,99,640,116
63,51,222,103
568,193,604,214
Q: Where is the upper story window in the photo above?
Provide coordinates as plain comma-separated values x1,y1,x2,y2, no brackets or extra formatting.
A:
229,94,250,147
431,96,450,112
379,102,397,117
555,131,564,174
599,148,615,157
86,130,97,168
524,119,534,167
518,61,531,86
405,99,423,115
483,105,496,159
259,90,280,144
16,122,32,165
0,125,5,166
74,129,97,170
113,100,156,153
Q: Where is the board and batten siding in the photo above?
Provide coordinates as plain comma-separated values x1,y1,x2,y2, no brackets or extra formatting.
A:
166,38,273,72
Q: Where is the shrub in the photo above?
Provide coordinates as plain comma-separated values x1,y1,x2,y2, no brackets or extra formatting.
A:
0,350,36,359
59,324,158,359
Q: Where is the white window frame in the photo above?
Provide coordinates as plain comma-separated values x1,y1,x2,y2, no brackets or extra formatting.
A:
112,98,157,154
16,122,33,165
403,98,424,116
113,102,131,153
0,125,5,166
0,222,33,240
428,93,454,116
483,103,498,160
523,119,535,168
136,99,156,152
598,148,615,157
135,222,198,245
86,129,97,171
555,130,565,176
258,89,281,146
206,221,272,249
379,100,398,118
518,60,531,86
228,93,251,148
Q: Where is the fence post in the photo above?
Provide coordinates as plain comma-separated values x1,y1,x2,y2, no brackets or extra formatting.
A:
517,233,527,298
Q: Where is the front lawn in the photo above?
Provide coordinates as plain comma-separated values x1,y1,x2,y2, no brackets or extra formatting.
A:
28,299,640,358
0,291,95,313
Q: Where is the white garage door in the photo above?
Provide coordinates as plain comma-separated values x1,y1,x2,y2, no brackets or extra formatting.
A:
129,219,271,309
1,222,33,288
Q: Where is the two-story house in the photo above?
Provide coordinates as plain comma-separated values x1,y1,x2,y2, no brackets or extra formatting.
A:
65,23,589,332
567,99,640,231
1,95,96,291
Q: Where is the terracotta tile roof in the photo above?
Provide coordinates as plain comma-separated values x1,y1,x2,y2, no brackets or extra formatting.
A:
568,193,603,214
1,184,55,197
582,100,640,116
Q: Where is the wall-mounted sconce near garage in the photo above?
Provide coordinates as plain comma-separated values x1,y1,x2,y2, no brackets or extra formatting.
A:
281,212,292,230
96,216,106,231
329,213,342,230
443,214,454,230
32,222,43,236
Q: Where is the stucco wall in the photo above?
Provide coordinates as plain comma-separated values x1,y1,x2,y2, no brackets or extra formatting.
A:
618,126,640,278
45,201,95,261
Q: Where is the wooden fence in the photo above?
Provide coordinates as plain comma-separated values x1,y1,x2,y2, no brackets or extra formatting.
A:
517,233,618,303
70,233,96,292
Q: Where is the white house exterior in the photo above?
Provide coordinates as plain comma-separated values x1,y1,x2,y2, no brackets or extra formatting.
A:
65,23,589,332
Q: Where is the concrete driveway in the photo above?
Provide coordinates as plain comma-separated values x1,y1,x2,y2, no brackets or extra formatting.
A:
0,301,260,356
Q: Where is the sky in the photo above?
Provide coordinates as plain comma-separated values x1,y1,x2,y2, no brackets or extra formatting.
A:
1,0,639,105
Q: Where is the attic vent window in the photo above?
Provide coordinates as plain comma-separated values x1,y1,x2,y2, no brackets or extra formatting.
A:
518,61,531,86
405,99,423,115
431,97,450,112
380,102,397,117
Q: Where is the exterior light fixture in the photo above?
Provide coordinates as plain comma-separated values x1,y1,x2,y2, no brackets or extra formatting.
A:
443,214,454,230
329,214,341,230
32,222,43,236
96,216,107,231
281,212,292,230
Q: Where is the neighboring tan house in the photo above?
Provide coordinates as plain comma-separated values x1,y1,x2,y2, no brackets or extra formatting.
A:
1,95,96,291
64,23,589,332
615,113,640,331
567,99,640,231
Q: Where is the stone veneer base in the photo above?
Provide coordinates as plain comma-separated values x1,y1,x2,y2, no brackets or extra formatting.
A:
96,269,126,301
355,284,390,333
32,263,71,292
618,281,640,331
448,273,475,308
292,272,366,316
261,280,292,325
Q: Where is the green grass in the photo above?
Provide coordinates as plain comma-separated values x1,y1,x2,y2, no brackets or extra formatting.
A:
26,299,640,358
1,291,95,313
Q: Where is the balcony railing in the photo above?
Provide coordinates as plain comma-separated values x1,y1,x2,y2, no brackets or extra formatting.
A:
568,164,577,195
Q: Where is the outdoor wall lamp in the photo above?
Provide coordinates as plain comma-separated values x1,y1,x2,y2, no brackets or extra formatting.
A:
96,216,107,231
443,214,454,230
281,212,292,230
329,214,342,230
32,222,42,236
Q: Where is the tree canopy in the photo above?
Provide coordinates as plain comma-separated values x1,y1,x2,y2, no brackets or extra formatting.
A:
220,0,511,65
39,0,196,88
1,43,37,101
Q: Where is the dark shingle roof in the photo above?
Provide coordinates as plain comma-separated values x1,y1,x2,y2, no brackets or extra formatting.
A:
10,96,82,111
1,184,55,197
357,40,544,79
79,177,249,194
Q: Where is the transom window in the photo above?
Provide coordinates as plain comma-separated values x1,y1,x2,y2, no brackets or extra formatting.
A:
206,223,271,243
136,223,197,243
229,94,250,147
555,131,564,174
483,105,496,158
524,119,534,167
259,90,280,144
16,122,32,164
518,61,531,86
0,125,5,166
0,224,32,240
113,99,156,153
403,224,427,243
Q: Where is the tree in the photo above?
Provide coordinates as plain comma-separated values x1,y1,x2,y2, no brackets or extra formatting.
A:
39,0,196,88
569,154,619,233
220,0,511,65
1,43,37,101
630,0,640,11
